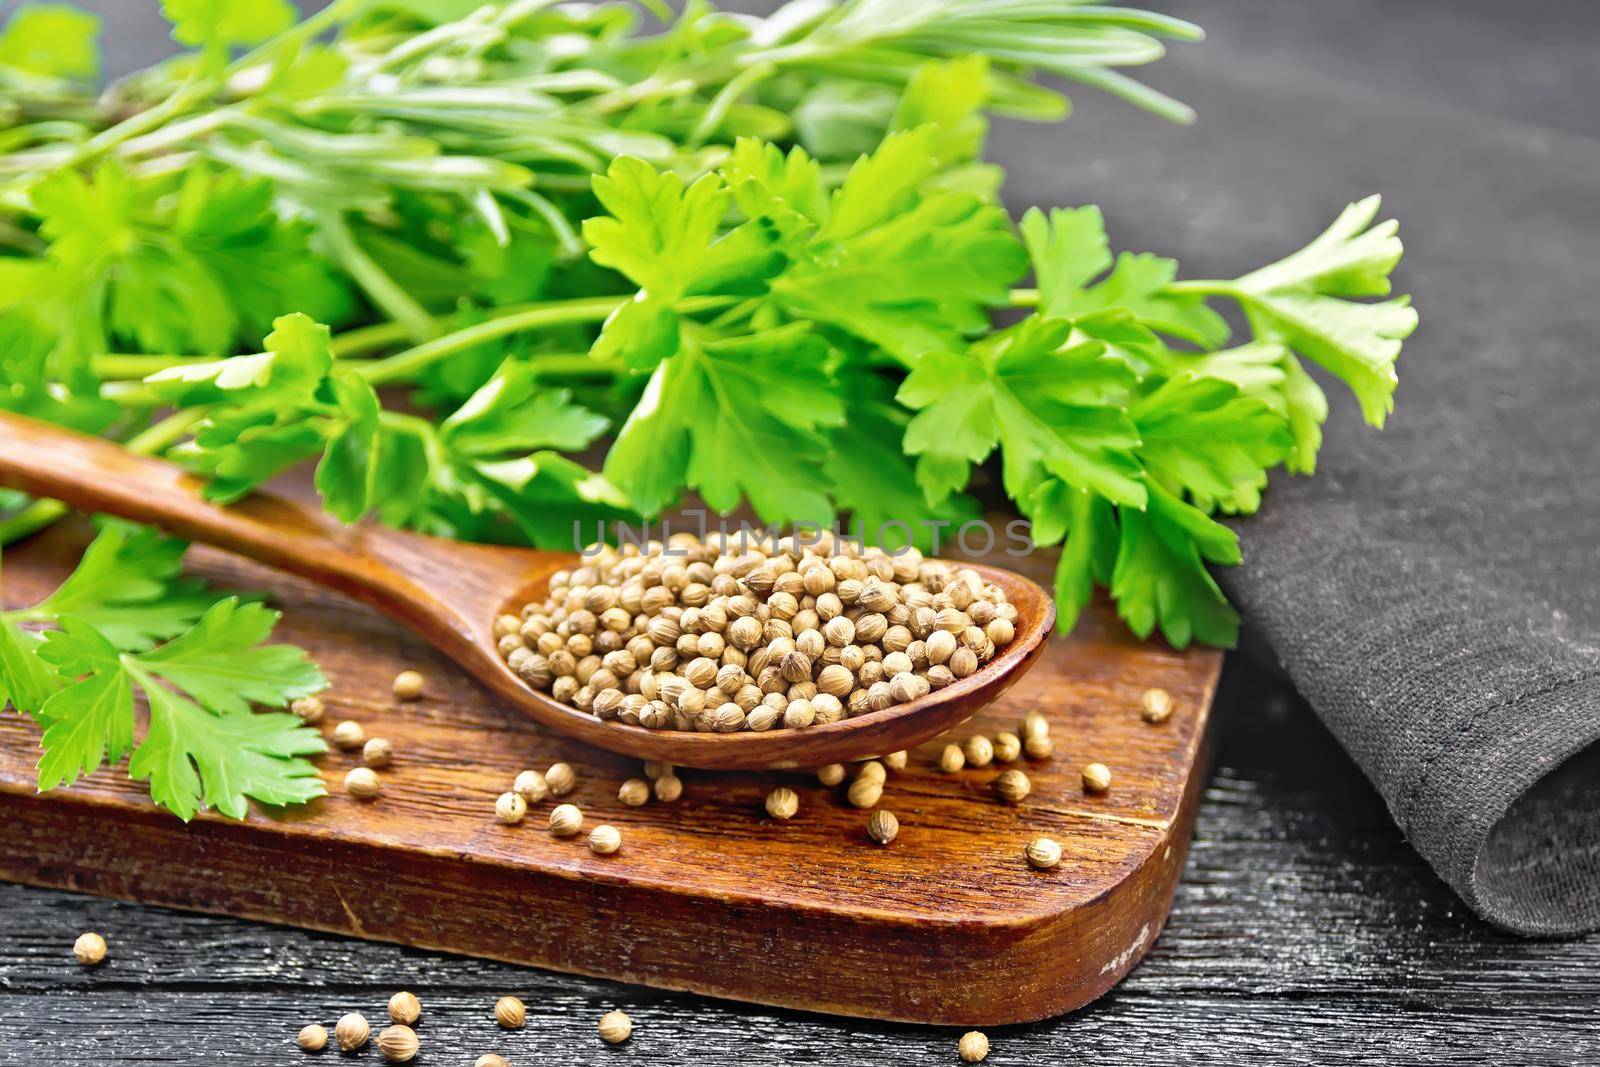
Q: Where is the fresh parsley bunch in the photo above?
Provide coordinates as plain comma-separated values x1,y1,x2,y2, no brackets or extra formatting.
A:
0,0,1416,699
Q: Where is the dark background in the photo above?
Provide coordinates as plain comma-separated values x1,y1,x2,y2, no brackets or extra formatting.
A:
3,1,1599,1063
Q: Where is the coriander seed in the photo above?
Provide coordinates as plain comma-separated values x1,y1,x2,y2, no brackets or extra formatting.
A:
1022,710,1049,740
331,719,365,750
1026,836,1062,869
475,1056,509,1067
496,791,527,825
866,809,899,845
514,770,548,803
545,762,576,796
882,750,908,771
363,736,393,768
618,778,651,806
992,732,1021,762
817,763,847,787
494,996,526,1030
345,766,382,800
962,735,994,768
765,786,799,819
589,824,622,854
938,743,965,773
388,991,421,1026
856,759,886,786
335,1012,371,1051
643,760,673,780
654,774,683,802
959,1030,990,1063
72,931,106,966
1024,733,1053,759
392,669,425,701
598,1009,633,1045
1141,687,1174,723
993,769,1031,804
296,1024,328,1051
846,777,882,809
549,803,583,836
378,1024,419,1063
1082,762,1113,792
291,696,324,724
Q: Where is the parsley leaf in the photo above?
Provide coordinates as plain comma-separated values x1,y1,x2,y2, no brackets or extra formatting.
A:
162,0,294,51
0,2,100,82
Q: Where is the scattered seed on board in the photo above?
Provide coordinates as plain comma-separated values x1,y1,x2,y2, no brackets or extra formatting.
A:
1141,687,1174,723
393,670,425,701
549,804,583,836
494,996,526,1030
545,762,576,796
643,760,673,780
72,931,106,966
817,763,847,787
882,750,908,771
1082,762,1113,792
331,720,365,750
598,1009,633,1045
993,769,1031,804
846,777,882,809
291,696,324,724
1026,836,1063,869
377,1024,419,1063
963,735,994,767
618,778,651,807
474,1056,509,1067
959,1030,990,1063
589,824,622,855
388,991,421,1026
495,791,527,825
654,774,683,802
1024,733,1053,760
765,787,799,819
335,1013,371,1052
855,759,887,786
991,732,1021,763
939,743,965,773
363,737,393,768
1021,710,1049,740
345,767,382,800
514,770,548,804
866,809,899,845
296,1024,328,1051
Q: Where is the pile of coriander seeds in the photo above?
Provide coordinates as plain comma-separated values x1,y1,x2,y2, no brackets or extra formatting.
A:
496,532,1019,733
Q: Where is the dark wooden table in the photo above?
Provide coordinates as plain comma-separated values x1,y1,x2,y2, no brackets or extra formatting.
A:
4,1,1598,1063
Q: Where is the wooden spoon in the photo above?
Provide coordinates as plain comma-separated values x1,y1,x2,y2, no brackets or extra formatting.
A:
0,412,1054,770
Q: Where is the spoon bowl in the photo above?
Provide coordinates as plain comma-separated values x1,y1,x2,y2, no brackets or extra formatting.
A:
0,412,1055,769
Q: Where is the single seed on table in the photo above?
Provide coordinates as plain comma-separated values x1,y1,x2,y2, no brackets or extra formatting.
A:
856,760,887,786
1026,836,1062,870
817,763,847,787
1141,686,1174,723
495,791,527,825
545,762,576,795
388,991,421,1025
290,696,324,724
598,1009,633,1045
866,809,899,845
618,778,651,806
494,996,526,1030
963,735,994,768
882,750,908,771
378,1024,420,1063
331,720,365,750
296,1024,327,1051
549,803,583,836
363,737,393,768
654,774,683,802
1082,762,1113,792
392,669,425,701
993,769,1031,804
335,1013,370,1051
846,777,882,809
1024,733,1054,760
992,732,1021,763
589,824,622,855
514,770,548,803
765,787,799,820
959,1030,990,1063
939,744,966,773
345,767,382,800
72,931,106,966
475,1056,509,1067
643,760,673,780
1022,710,1050,740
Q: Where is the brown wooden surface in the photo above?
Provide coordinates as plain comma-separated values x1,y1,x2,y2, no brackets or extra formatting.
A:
0,411,1056,770
0,515,1219,1025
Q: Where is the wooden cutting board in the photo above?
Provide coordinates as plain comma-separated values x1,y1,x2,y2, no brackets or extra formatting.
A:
0,521,1219,1026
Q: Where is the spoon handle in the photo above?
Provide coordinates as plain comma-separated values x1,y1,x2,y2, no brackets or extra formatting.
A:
0,410,403,600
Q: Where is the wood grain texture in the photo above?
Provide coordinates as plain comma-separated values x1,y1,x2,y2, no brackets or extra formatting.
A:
0,518,1217,1025
0,411,1057,770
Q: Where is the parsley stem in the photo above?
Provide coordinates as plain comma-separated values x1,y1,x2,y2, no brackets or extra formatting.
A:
1162,279,1235,297
1009,288,1040,307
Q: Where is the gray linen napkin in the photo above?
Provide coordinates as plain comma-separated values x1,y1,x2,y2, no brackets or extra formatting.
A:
993,2,1600,935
